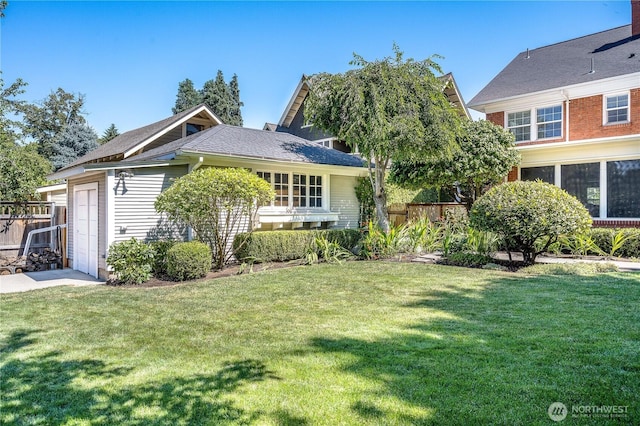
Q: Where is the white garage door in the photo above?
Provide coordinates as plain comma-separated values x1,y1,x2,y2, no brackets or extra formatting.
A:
74,185,98,278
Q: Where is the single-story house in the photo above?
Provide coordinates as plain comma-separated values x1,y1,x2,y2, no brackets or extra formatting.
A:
49,104,367,279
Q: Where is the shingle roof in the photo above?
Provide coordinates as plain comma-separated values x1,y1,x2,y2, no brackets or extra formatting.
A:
60,104,217,171
123,124,365,168
468,25,640,109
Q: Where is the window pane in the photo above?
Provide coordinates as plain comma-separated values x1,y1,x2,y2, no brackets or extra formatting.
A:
561,163,600,217
536,105,562,139
521,166,555,184
607,160,640,218
606,94,629,123
507,111,531,142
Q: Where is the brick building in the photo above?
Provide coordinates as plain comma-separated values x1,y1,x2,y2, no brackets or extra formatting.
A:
469,1,640,227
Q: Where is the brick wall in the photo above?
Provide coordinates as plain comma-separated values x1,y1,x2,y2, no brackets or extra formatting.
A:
570,89,640,140
507,166,518,182
593,219,640,228
486,111,503,127
485,88,639,143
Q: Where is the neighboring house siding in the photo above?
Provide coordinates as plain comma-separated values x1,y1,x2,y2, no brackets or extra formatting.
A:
67,173,106,277
281,97,334,141
47,190,67,208
140,127,184,154
113,165,189,243
330,175,360,229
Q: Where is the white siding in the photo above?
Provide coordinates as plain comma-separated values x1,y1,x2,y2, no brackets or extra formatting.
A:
48,189,67,208
114,166,188,243
330,175,360,229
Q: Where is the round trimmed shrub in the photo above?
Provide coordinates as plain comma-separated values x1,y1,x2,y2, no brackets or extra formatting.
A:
166,241,212,281
106,238,154,285
470,181,592,264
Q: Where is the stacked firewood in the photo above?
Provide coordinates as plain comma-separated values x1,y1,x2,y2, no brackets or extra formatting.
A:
25,249,63,272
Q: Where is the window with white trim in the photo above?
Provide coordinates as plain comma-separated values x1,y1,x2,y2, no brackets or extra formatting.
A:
257,171,323,209
536,105,562,139
605,94,629,124
507,111,531,142
507,105,563,142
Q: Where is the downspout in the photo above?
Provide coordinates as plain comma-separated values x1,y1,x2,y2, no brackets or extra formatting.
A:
561,90,570,142
189,156,204,172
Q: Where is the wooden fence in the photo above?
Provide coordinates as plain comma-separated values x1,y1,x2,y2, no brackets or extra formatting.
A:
0,202,66,258
386,202,466,226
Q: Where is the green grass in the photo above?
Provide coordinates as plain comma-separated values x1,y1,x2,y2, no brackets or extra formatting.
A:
1,263,639,425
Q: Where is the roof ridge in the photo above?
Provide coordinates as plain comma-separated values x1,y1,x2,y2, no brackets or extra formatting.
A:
521,24,630,55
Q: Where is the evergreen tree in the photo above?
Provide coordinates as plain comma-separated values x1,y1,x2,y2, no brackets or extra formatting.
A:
228,74,244,126
99,123,120,144
201,70,233,122
50,121,98,171
172,78,202,114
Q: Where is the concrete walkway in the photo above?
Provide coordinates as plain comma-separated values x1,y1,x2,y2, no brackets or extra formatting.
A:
0,269,104,294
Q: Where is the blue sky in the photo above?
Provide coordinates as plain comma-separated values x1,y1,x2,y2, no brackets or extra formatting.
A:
1,1,632,135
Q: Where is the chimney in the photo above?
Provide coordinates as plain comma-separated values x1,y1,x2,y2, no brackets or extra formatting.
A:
633,0,640,37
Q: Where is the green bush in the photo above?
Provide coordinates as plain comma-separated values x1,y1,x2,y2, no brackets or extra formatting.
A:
471,181,592,264
166,241,212,281
233,229,361,263
148,240,177,276
439,252,494,268
519,262,619,276
106,238,154,285
589,228,640,258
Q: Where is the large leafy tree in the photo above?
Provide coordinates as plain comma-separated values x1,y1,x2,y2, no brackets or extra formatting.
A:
391,119,520,211
50,121,99,171
0,74,28,137
155,167,274,270
0,138,52,201
19,88,87,157
172,78,201,114
99,123,120,144
305,46,461,232
0,75,52,201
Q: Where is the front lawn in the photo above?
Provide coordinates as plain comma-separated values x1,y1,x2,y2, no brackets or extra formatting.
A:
1,263,638,425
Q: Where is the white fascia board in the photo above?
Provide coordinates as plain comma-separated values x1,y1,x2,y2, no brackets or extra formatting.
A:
123,105,222,158
473,72,640,114
178,150,368,177
278,76,308,127
48,166,87,181
516,133,640,152
36,183,67,193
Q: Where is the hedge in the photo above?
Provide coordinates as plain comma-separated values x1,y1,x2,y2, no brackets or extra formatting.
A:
166,241,212,281
233,229,362,263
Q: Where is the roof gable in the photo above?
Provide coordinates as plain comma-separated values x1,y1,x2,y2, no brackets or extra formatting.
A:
469,25,639,109
59,104,222,171
276,72,470,130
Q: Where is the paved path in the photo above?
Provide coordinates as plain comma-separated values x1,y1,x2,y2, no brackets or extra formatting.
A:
0,269,104,294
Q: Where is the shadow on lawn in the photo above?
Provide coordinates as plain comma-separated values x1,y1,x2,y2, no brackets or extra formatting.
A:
1,330,276,425
309,272,639,424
